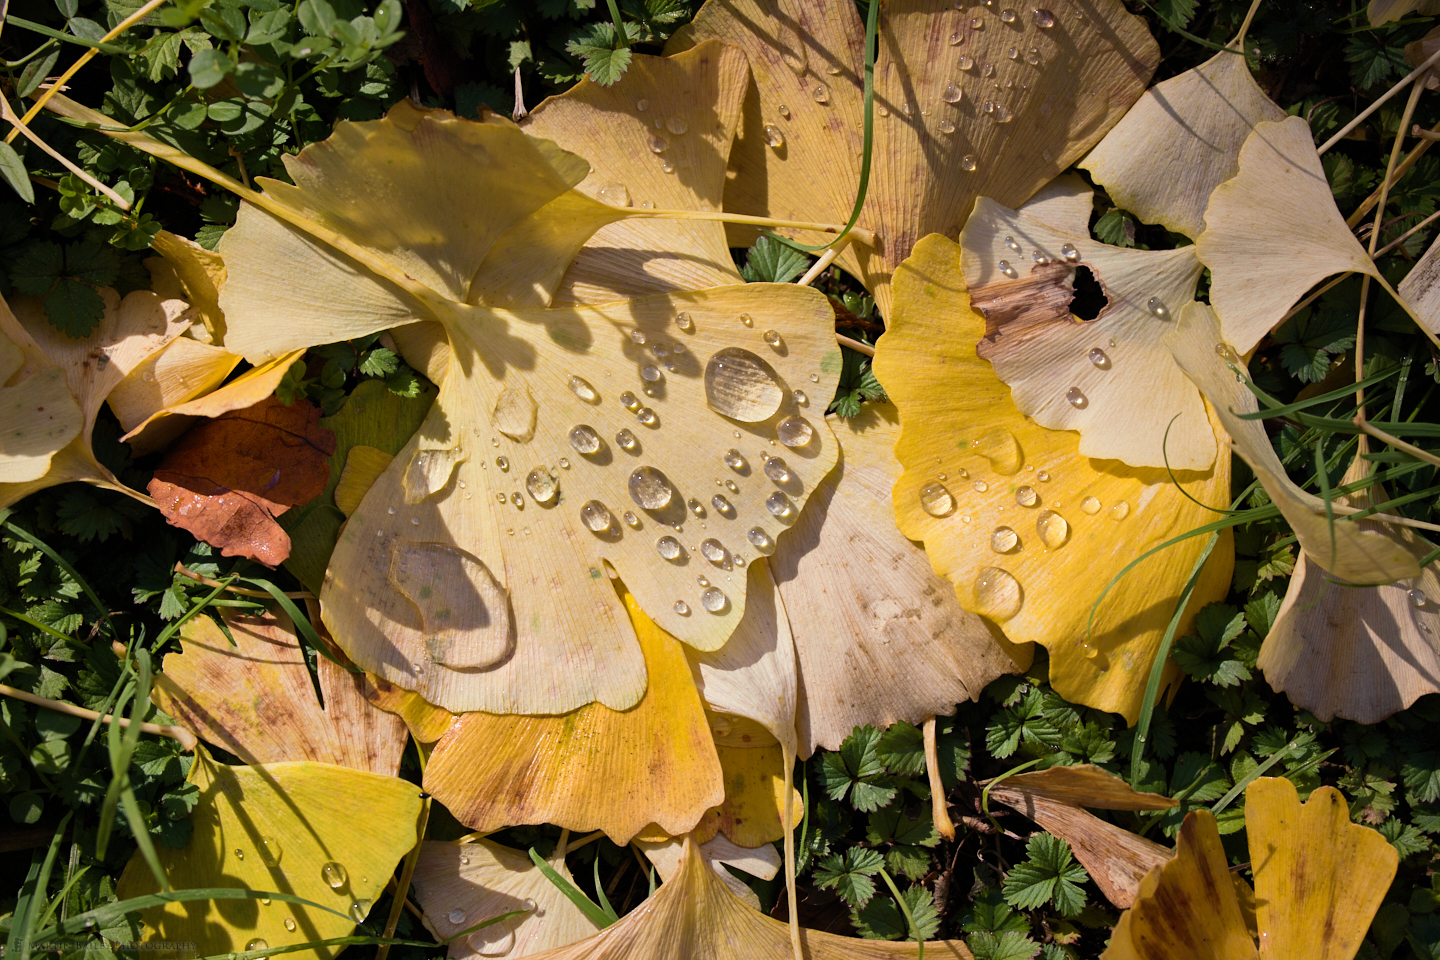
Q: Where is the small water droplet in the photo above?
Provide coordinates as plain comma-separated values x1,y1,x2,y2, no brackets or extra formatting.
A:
141,370,154,382
676,312,694,332
620,391,641,411
1088,347,1110,369
990,526,1019,553
637,407,658,426
628,466,675,510
761,329,783,348
747,527,774,553
974,567,1022,621
793,389,809,406
1411,588,1429,608
1037,470,1050,481
525,468,558,504
496,456,509,471
641,364,662,383
656,536,684,560
660,160,674,173
776,415,813,447
569,425,601,454
724,450,746,471
1007,45,1019,59
943,81,963,104
1066,387,1088,408
1025,46,1041,64
1060,242,1078,261
284,919,297,933
900,101,914,116
647,135,667,154
1015,486,1037,507
877,104,891,117
766,492,794,517
448,909,467,925
623,510,640,527
973,480,989,492
349,901,372,923
460,856,470,865
234,848,244,860
1000,7,1017,20
260,898,271,906
665,115,688,135
1110,501,1130,520
971,16,983,27
246,940,268,953
1081,496,1101,515
813,84,830,104
674,600,690,615
949,31,963,45
763,124,786,148
739,313,754,327
959,54,974,70
510,493,522,507
1147,297,1170,319
322,862,347,890
701,587,728,612
779,103,791,119
961,154,978,171
596,182,630,207
630,329,648,345
992,103,1013,123
763,456,792,483
1005,237,1022,253
1036,510,1069,548
725,479,738,493
920,481,956,517
1034,7,1056,27
387,507,396,514
700,539,729,565
581,500,615,533
998,259,1017,278
636,98,649,111
982,62,996,77
938,118,957,134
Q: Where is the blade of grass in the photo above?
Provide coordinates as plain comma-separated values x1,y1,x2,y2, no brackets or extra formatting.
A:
877,867,923,960
528,847,616,927
6,812,72,960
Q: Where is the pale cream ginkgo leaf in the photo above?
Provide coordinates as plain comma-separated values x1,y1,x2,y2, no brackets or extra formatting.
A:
1081,46,1286,240
106,336,242,454
1258,458,1440,724
1166,301,1422,584
1399,231,1440,334
669,0,1159,317
772,403,1026,754
193,103,843,715
147,229,227,341
960,194,1212,470
636,832,782,910
1197,117,1385,353
410,839,603,960
0,315,82,485
1013,173,1095,236
1370,0,1440,26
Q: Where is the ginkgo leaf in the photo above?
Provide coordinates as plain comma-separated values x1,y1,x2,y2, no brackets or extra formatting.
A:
106,336,241,453
1080,45,1286,240
709,715,802,847
0,319,82,484
521,837,970,959
1258,460,1440,723
0,287,191,509
771,402,1026,753
508,41,748,306
1197,117,1387,353
117,348,303,456
118,746,424,960
1166,301,1423,584
959,193,1212,470
1369,0,1440,26
637,831,782,909
875,234,1232,722
148,229,227,341
153,608,408,774
421,587,723,843
360,672,459,744
410,839,603,958
985,765,1175,908
1398,231,1440,333
670,0,1158,317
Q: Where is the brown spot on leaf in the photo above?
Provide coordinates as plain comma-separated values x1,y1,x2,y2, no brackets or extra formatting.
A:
971,260,1077,350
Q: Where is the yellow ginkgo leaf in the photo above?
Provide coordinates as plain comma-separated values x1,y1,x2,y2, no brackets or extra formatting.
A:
118,746,424,960
0,319,82,485
875,234,1232,722
636,831,782,910
333,445,394,516
1104,778,1399,960
1259,458,1440,723
708,715,801,847
772,403,1025,753
523,837,970,959
670,0,1158,316
422,587,723,843
147,229,227,341
985,765,1175,908
1080,42,1287,241
0,288,191,510
153,608,409,774
1197,117,1387,353
959,192,1211,470
410,839,603,958
1166,301,1422,583
360,673,458,745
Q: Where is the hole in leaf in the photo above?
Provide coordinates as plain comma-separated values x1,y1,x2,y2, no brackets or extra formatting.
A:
1069,266,1108,321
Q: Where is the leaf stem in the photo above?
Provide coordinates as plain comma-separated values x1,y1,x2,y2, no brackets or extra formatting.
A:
0,683,197,750
1318,46,1440,156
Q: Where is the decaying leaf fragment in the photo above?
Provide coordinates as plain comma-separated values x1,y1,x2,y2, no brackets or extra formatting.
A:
986,764,1175,908
148,395,337,566
118,746,424,960
1197,117,1389,351
875,234,1232,722
1081,43,1286,240
522,837,972,959
959,192,1212,470
422,588,723,843
670,0,1159,316
154,608,408,775
1258,459,1440,723
0,287,191,509
1102,777,1398,959
1166,302,1422,584
410,839,603,959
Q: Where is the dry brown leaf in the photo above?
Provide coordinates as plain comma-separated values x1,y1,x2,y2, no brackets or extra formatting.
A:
148,395,337,565
669,0,1158,317
154,607,408,774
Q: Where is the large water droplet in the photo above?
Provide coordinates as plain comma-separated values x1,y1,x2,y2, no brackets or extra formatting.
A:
1410,588,1429,608
776,416,814,447
1015,486,1037,507
637,407,658,426
568,375,597,402
1081,496,1101,515
700,539,729,565
701,587,728,612
469,925,517,957
647,135,668,154
1036,510,1069,549
712,495,734,515
998,259,1017,278
1110,500,1130,520
675,600,690,615
641,364,662,382
656,536,684,560
448,909,467,925
764,124,786,148
939,118,957,134
349,900,372,923
596,182,630,207
920,481,955,517
813,84,830,104
948,31,963,45
763,456,792,483
1034,7,1056,27
943,81,963,104
1147,297,1170,319
581,500,614,533
974,567,1022,621
525,468,558,504
959,54,974,70
705,347,785,422
616,429,638,452
259,836,282,866
1089,347,1110,369
990,526,1019,553
972,427,1023,475
629,466,675,510
961,155,978,172
724,449,747,471
322,862,348,890
748,527,774,552
665,115,688,135
971,15,984,27
284,919,297,933
973,480,989,492
676,311,694,332
492,383,537,442
246,939,269,952
1066,387,1087,408
1000,7,1017,20
992,103,1013,123
569,425,601,454
766,492,794,517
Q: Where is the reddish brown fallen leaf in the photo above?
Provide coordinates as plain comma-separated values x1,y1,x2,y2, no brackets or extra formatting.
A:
148,395,336,565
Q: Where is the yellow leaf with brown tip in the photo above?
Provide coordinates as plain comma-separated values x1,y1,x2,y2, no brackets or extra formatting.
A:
875,234,1232,722
422,588,722,843
118,747,423,960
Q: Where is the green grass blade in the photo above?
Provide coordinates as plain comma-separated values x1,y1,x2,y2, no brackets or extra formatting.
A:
527,847,615,928
6,812,72,960
592,855,618,923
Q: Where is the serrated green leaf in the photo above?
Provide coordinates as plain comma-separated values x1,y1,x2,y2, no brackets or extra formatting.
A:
741,235,812,284
1093,208,1136,248
813,847,883,908
876,722,926,776
1001,833,1088,917
850,884,939,942
967,932,1041,960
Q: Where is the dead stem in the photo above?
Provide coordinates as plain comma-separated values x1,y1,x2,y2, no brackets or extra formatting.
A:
1318,47,1440,156
0,683,198,751
924,717,957,842
837,333,876,357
